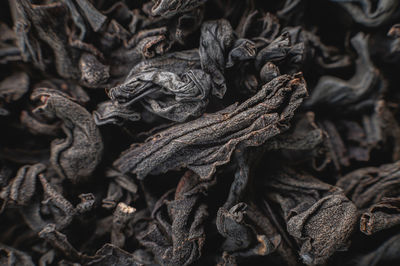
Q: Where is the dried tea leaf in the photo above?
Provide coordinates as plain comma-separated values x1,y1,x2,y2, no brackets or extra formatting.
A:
31,88,103,182
336,161,400,208
39,224,84,261
0,163,45,207
337,161,400,234
114,73,307,180
20,110,61,136
360,197,400,235
111,202,136,248
93,101,140,126
14,0,81,79
138,171,212,265
199,19,235,98
150,0,207,17
306,33,385,113
74,0,107,32
108,49,211,122
79,53,110,88
330,0,399,27
109,68,212,122
215,149,294,263
109,18,255,121
217,203,281,259
34,79,90,105
264,168,358,265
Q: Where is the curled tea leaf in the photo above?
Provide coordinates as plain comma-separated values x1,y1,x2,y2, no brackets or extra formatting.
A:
0,163,45,207
337,161,400,234
31,88,103,183
330,0,399,27
264,168,358,265
151,0,207,17
93,101,140,126
306,33,385,113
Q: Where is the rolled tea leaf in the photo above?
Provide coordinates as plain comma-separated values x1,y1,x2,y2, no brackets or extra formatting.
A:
114,73,307,179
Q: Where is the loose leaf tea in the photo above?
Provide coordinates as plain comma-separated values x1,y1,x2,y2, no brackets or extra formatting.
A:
2,0,400,266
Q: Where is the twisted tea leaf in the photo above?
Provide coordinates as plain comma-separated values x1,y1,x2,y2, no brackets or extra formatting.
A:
150,0,207,17
39,224,84,261
14,0,80,79
20,173,95,233
337,161,400,235
31,88,103,183
93,101,140,126
202,19,256,97
199,19,235,98
20,110,62,136
137,171,211,266
264,168,358,265
79,53,110,88
34,79,90,105
337,161,400,208
108,49,210,122
330,0,400,27
114,73,307,180
102,169,138,209
215,149,295,263
74,0,107,32
0,163,45,207
317,100,400,171
109,19,255,121
360,197,400,235
255,32,293,70
217,203,281,259
110,68,212,122
111,202,136,248
306,33,385,113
